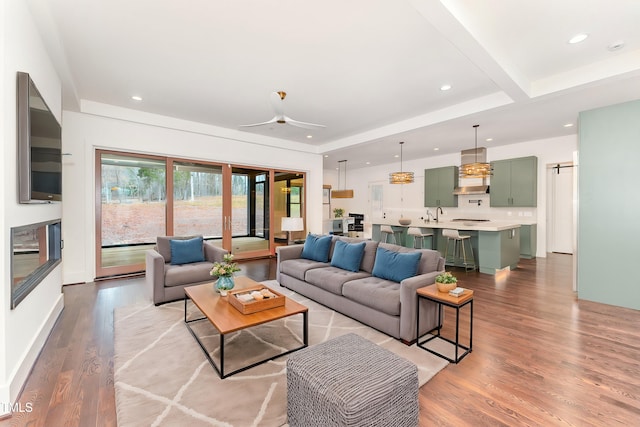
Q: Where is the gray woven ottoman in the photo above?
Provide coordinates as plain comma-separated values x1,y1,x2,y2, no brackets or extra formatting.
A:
286,333,418,427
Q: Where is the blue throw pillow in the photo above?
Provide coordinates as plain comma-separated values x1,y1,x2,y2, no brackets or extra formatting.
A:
301,234,332,262
331,240,366,272
170,237,205,265
372,247,422,282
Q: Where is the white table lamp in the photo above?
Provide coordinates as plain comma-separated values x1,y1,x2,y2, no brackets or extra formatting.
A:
281,217,304,244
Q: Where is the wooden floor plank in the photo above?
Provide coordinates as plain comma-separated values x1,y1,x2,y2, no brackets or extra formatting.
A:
2,254,639,426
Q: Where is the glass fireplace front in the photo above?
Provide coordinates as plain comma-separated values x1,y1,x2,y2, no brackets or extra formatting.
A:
10,219,61,309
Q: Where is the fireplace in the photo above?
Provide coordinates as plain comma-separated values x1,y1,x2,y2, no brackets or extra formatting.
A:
10,219,62,309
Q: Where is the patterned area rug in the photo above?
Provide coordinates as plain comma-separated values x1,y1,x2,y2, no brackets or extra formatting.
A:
114,281,448,426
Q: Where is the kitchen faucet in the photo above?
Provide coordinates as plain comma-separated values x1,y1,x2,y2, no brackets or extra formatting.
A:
435,206,443,222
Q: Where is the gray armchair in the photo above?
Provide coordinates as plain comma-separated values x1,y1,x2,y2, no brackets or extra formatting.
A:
146,235,228,305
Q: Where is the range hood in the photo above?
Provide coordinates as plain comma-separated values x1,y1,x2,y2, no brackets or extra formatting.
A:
453,185,489,195
454,147,490,195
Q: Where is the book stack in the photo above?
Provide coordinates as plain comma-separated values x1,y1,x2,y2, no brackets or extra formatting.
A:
449,287,465,297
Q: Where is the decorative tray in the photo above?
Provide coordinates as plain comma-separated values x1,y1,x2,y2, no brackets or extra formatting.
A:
227,285,286,314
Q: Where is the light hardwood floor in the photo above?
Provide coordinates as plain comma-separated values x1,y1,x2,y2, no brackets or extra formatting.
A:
2,254,639,426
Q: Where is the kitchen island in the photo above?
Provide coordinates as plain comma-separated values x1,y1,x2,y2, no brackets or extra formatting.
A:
372,221,520,275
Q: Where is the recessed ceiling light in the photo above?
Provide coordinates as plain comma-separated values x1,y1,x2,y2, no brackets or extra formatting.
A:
433,147,439,151
608,40,625,51
394,154,400,158
324,155,329,158
568,33,588,44
306,135,313,139
131,95,143,101
365,161,371,165
485,138,493,142
563,123,574,128
440,84,452,91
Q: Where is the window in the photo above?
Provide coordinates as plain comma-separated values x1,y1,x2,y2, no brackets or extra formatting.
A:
173,162,223,238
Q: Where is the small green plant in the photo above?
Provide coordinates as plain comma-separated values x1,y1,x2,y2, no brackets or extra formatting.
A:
333,208,345,218
435,271,457,284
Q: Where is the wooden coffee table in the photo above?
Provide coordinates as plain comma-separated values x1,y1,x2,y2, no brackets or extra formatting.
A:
184,276,308,378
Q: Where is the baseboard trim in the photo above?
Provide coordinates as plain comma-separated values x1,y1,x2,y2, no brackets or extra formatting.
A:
9,294,64,402
0,383,10,418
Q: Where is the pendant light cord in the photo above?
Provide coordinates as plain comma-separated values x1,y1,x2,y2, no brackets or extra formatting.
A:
474,124,479,162
338,160,347,190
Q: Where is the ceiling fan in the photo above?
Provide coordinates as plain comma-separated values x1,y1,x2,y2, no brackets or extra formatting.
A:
240,91,326,130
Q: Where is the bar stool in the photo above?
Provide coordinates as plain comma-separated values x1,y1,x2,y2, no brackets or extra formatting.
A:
380,225,396,244
443,229,476,271
407,227,433,249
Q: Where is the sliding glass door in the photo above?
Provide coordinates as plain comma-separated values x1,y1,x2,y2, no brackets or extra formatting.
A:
229,167,271,258
96,150,306,278
274,172,306,244
97,152,166,278
171,161,223,239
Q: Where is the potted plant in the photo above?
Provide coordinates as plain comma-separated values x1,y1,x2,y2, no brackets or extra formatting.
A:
210,253,241,295
435,271,457,293
333,208,345,218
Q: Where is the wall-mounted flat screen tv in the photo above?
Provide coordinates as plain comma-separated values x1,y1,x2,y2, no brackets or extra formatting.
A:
17,71,62,203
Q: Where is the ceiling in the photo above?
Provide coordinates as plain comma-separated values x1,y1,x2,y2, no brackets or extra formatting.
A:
28,0,640,169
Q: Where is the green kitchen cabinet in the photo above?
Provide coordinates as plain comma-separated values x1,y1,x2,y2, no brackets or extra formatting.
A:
520,224,537,259
477,228,520,274
424,166,459,207
490,156,537,207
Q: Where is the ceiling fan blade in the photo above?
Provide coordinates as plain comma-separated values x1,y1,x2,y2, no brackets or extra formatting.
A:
239,116,278,127
284,116,326,130
240,92,325,130
270,91,285,117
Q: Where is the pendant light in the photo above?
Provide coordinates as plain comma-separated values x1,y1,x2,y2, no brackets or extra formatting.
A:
389,141,414,184
331,160,354,198
459,125,492,179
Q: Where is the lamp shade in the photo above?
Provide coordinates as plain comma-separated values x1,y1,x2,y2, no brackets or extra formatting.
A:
332,160,354,198
389,171,415,184
389,141,414,184
331,189,354,198
281,217,304,232
459,162,492,178
459,125,492,179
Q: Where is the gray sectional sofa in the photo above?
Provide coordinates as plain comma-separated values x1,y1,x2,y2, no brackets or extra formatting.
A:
277,235,445,344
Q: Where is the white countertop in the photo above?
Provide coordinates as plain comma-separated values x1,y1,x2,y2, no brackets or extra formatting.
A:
429,221,521,231
375,221,522,232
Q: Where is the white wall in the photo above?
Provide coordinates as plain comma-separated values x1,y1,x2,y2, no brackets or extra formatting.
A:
1,0,64,414
0,0,6,411
62,110,324,284
324,135,577,256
